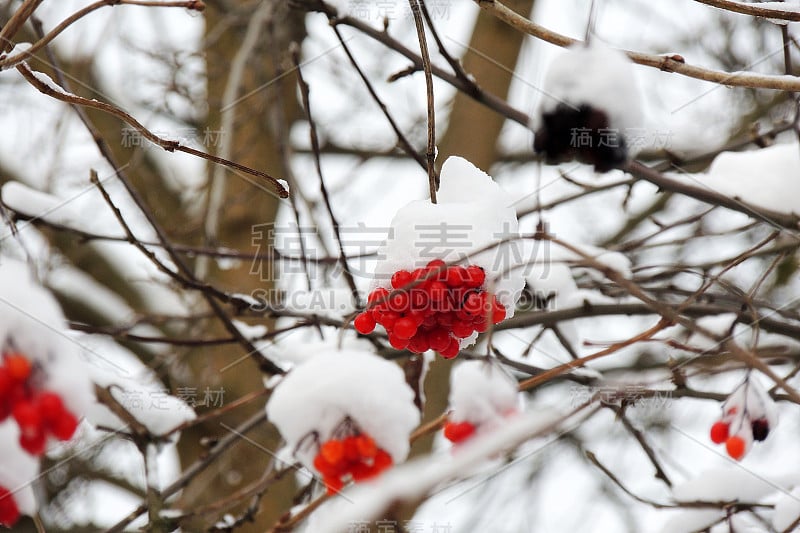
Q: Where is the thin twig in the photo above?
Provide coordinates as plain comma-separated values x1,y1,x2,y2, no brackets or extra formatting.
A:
16,63,288,198
408,0,439,201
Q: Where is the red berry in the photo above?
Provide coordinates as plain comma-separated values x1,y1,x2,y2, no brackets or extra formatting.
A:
410,288,429,312
463,292,483,316
0,370,12,421
368,287,389,305
388,333,410,350
426,259,447,276
428,329,451,352
391,270,413,289
313,454,341,478
4,354,31,382
407,311,425,326
37,392,66,425
343,436,360,462
354,312,376,334
355,435,377,459
12,401,41,433
421,315,437,328
451,320,474,339
709,421,729,444
372,449,393,471
408,333,430,353
491,298,506,324
439,337,460,359
324,474,344,495
19,427,46,455
725,436,746,460
320,440,345,466
380,311,400,330
437,312,456,328
350,461,376,481
464,266,485,288
0,487,20,527
51,412,79,441
388,290,409,312
428,281,448,305
445,266,468,287
443,421,476,443
393,318,418,340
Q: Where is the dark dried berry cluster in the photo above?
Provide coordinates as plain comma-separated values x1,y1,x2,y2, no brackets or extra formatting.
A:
534,103,628,172
313,434,393,494
0,352,79,455
354,260,507,358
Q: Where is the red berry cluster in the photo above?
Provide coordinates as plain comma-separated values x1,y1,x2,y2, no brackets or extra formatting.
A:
709,406,770,461
0,487,19,528
0,352,79,455
443,420,476,444
354,260,507,358
312,434,393,494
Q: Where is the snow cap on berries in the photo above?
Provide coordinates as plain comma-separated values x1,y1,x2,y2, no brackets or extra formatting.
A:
533,44,644,170
266,349,420,469
0,260,93,423
534,44,643,135
449,361,520,426
0,421,40,521
372,156,525,322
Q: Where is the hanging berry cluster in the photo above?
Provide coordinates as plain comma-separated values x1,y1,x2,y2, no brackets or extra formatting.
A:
313,433,393,494
354,260,507,358
0,351,79,455
708,376,777,461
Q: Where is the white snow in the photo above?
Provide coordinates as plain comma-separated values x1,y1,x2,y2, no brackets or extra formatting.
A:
2,42,31,57
372,156,526,327
534,44,645,143
25,66,72,97
282,287,357,319
672,466,786,503
87,362,196,437
0,421,39,516
736,1,800,25
306,407,572,533
0,259,94,419
1,181,85,230
258,325,373,370
449,360,520,427
723,376,779,432
773,487,800,531
670,142,800,216
266,349,420,469
658,509,723,533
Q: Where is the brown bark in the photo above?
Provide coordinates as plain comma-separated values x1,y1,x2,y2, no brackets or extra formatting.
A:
174,2,305,531
436,0,536,172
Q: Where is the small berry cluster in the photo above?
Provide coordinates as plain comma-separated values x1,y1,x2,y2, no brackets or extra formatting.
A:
709,405,770,461
354,260,507,358
0,352,79,455
312,434,393,494
709,378,775,461
0,487,19,528
443,420,476,444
